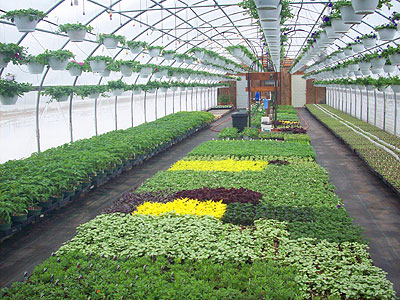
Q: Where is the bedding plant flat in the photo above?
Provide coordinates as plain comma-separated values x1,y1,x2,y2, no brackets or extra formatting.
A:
1,106,397,299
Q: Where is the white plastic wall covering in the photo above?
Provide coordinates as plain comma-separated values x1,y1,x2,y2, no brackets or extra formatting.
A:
236,75,247,109
291,75,306,107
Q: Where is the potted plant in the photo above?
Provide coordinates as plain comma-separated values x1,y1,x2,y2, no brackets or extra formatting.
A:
0,201,13,231
85,56,113,73
162,50,176,60
359,33,377,48
0,74,32,105
254,0,280,10
137,64,155,78
390,76,400,93
352,42,364,53
145,81,160,93
23,54,48,74
0,8,46,32
384,46,400,65
42,86,75,102
147,45,164,57
75,85,107,99
66,61,90,76
375,22,398,41
132,84,143,95
383,59,395,74
113,60,138,77
334,0,363,24
159,82,170,93
58,23,93,42
329,12,351,33
351,0,390,15
107,79,127,96
188,47,206,59
42,49,74,70
127,40,147,54
98,33,126,49
0,42,26,68
10,202,28,223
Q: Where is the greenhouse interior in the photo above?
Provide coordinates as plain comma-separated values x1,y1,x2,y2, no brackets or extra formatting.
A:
1,0,400,298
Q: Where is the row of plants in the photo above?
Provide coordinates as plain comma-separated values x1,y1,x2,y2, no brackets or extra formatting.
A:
2,114,396,298
307,104,400,190
0,111,215,229
226,45,265,71
312,76,400,92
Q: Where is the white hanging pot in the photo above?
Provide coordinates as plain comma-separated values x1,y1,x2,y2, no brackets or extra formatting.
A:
193,50,205,59
354,70,363,76
351,0,379,14
13,15,39,32
147,88,156,94
100,69,110,77
120,65,132,77
331,18,351,33
383,64,395,73
0,54,8,68
359,61,371,70
361,68,371,75
389,54,400,65
140,67,153,78
48,57,69,70
148,48,161,57
377,86,387,92
371,67,383,75
160,87,168,93
179,87,186,91
231,48,243,58
133,89,142,95
348,63,359,71
27,62,45,74
371,57,386,68
344,48,354,56
68,66,82,76
57,95,69,102
153,72,163,79
337,51,345,59
67,29,86,42
392,85,400,93
130,46,143,54
88,92,100,99
181,72,189,79
261,19,281,30
258,4,282,21
0,94,18,105
89,60,106,73
163,53,175,60
103,37,119,49
325,26,341,39
255,0,280,10
377,28,397,41
340,5,363,24
171,86,178,92
362,37,376,48
367,85,375,90
352,43,364,53
112,89,124,96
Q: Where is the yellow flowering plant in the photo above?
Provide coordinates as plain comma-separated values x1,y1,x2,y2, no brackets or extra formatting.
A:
133,198,226,219
168,159,268,172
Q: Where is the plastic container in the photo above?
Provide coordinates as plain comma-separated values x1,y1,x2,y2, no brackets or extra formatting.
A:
232,111,248,132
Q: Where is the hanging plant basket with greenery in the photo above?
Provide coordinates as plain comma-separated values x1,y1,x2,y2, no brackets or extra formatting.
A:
66,61,90,76
98,33,126,49
22,54,48,74
0,8,46,32
85,56,113,73
75,85,108,99
59,23,93,42
375,22,398,41
107,79,128,96
0,74,32,105
162,50,176,60
42,86,75,103
127,40,147,54
0,42,26,68
147,45,164,57
42,49,75,70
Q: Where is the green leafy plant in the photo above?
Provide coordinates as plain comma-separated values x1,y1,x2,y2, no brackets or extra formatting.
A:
66,61,90,72
107,79,128,91
74,85,108,99
217,127,243,139
42,49,74,61
22,53,48,65
126,40,147,49
0,8,46,22
0,42,27,64
41,86,75,102
147,45,164,50
0,74,32,97
98,33,126,45
58,23,93,33
374,22,398,31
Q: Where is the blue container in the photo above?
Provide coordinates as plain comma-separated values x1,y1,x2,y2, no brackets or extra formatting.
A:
264,99,270,110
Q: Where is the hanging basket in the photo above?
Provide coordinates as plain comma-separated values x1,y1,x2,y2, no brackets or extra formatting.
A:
120,65,132,77
370,58,386,68
148,48,161,57
258,4,282,21
57,95,69,102
0,54,8,68
344,48,354,56
331,18,351,33
67,29,87,42
255,0,280,10
359,61,371,70
392,85,400,94
133,89,142,95
171,86,178,92
68,66,82,76
112,89,124,96
13,15,39,32
103,37,119,49
100,69,111,77
153,72,163,79
90,60,107,73
27,62,45,74
361,68,371,75
163,53,175,60
352,43,364,53
325,26,341,39
389,53,400,65
140,67,153,78
193,50,205,59
348,63,359,71
48,57,69,70
377,28,397,41
383,65,395,74
362,38,376,48
261,19,281,30
88,92,100,99
130,46,143,54
371,67,383,75
0,94,18,105
340,5,363,24
147,88,156,94
351,0,379,14
160,87,168,93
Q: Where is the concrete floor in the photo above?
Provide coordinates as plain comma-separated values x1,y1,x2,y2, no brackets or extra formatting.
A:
299,107,400,294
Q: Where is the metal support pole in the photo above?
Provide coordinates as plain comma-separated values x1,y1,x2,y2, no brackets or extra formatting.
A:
115,96,118,130
342,87,344,112
374,89,377,126
155,89,158,120
172,91,175,113
208,88,211,109
130,92,134,127
94,97,98,136
144,92,147,123
195,89,198,111
383,91,386,131
359,87,362,120
367,89,370,124
191,89,194,111
395,92,398,135
69,94,74,142
186,89,188,111
247,71,252,128
180,90,182,112
164,90,168,116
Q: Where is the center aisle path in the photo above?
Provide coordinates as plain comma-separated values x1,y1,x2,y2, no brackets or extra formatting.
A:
0,112,232,288
299,107,400,294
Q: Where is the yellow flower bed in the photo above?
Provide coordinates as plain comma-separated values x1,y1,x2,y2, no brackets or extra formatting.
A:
133,198,227,219
168,159,268,172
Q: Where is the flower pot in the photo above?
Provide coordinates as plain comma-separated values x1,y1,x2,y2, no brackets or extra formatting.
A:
352,43,364,53
389,54,400,65
371,67,383,74
0,223,11,231
148,48,161,57
27,62,45,74
40,199,52,208
358,61,371,70
331,18,351,33
100,69,110,77
88,92,100,99
48,57,69,70
392,85,400,93
0,54,8,68
13,15,39,32
67,29,86,42
362,38,376,48
68,66,82,76
154,72,163,79
255,0,280,10
89,60,106,73
377,28,396,41
354,70,362,76
377,86,387,92
140,67,153,78
371,58,386,68
112,89,124,96
325,26,341,39
344,48,354,56
261,19,281,30
361,69,371,75
120,65,132,77
147,88,156,94
383,64,395,73
160,87,168,93
57,95,69,102
348,63,359,71
340,5,363,24
28,206,42,216
0,95,18,105
163,53,175,60
171,86,178,92
130,46,143,54
11,213,27,223
258,4,282,21
103,37,119,49
351,0,379,14
193,50,205,59
133,89,142,95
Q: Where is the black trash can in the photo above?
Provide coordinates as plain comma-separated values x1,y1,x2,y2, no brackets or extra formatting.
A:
232,111,248,132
